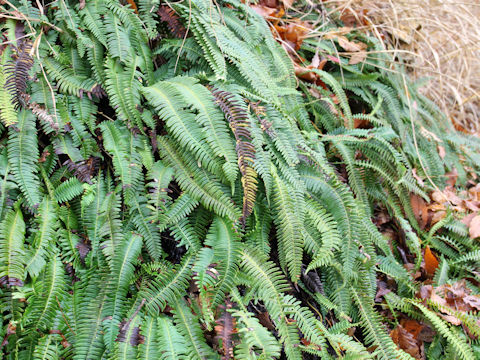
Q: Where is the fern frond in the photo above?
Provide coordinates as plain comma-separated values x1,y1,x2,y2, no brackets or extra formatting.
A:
270,167,303,281
351,284,414,360
157,315,188,359
408,299,475,360
102,233,142,350
4,40,34,109
25,198,58,277
7,109,42,209
143,81,223,175
212,88,258,224
0,204,26,286
231,308,282,360
0,63,17,126
157,136,241,221
172,297,220,359
24,255,66,331
141,253,194,314
54,177,84,203
168,77,238,184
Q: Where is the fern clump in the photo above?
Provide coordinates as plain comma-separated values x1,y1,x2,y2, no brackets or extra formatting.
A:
0,0,480,359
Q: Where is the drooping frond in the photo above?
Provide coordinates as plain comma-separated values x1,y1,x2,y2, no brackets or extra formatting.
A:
102,233,142,350
1,0,479,359
0,204,25,287
3,40,34,109
0,63,17,126
7,109,41,209
212,88,258,226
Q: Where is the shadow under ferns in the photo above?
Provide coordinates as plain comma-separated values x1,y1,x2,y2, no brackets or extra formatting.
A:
0,0,480,359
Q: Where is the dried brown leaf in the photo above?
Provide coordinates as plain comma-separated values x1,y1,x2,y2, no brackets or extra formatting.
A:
390,325,421,359
337,36,368,52
349,51,367,64
469,215,480,239
410,194,428,229
423,246,439,277
437,145,446,160
250,5,277,17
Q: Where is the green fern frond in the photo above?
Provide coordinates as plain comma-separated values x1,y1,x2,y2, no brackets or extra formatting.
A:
172,297,220,359
102,233,142,350
408,299,475,360
351,284,414,360
156,315,188,359
142,81,223,175
7,109,42,209
0,64,17,126
141,253,194,314
25,198,58,277
24,255,66,331
0,203,26,286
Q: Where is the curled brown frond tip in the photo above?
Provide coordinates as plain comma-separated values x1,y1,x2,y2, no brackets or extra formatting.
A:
4,40,34,109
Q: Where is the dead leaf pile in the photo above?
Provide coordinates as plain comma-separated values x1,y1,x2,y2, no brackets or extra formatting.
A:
418,281,480,338
324,28,368,64
410,168,480,239
249,0,369,83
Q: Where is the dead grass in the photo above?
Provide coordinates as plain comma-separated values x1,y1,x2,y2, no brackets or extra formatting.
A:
330,0,480,132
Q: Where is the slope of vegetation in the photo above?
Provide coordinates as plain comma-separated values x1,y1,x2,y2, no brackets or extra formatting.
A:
0,0,480,359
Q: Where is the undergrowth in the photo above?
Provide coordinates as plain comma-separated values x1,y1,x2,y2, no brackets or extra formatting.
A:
0,0,479,359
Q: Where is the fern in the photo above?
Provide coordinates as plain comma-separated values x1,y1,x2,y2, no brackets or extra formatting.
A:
24,255,66,331
25,198,58,277
0,203,26,286
172,297,220,359
1,0,479,359
102,233,142,350
7,109,41,209
0,64,17,126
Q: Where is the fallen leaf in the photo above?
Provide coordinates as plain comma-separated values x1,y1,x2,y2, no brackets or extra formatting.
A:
437,145,446,160
275,22,310,50
294,63,317,82
126,0,138,14
308,87,322,98
280,0,293,9
387,27,413,44
442,188,463,206
310,52,320,68
340,8,369,27
430,210,446,225
324,27,353,39
418,285,432,300
469,215,480,239
337,36,367,52
465,200,480,212
462,213,476,227
423,246,439,277
260,0,279,8
412,169,425,187
250,5,277,17
375,284,391,302
401,319,424,339
349,51,367,65
390,325,421,358
464,295,480,311
445,168,458,187
410,194,429,229
431,190,446,203
439,314,461,326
